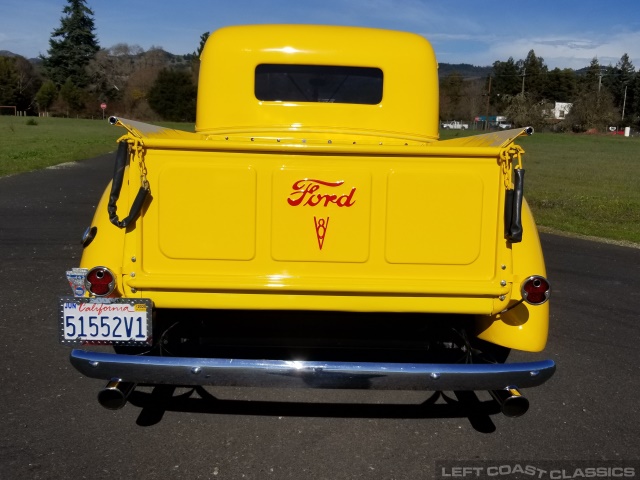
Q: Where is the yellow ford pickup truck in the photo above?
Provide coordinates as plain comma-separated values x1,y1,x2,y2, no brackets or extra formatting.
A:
60,24,554,417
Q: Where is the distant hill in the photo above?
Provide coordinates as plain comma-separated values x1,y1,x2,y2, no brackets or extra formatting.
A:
0,48,185,67
0,51,529,80
0,50,42,63
438,63,492,79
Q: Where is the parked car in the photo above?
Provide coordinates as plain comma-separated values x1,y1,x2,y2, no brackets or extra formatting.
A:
441,120,469,130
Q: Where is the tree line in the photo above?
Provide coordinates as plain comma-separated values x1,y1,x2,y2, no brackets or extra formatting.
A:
0,0,201,122
440,50,639,131
1,0,638,131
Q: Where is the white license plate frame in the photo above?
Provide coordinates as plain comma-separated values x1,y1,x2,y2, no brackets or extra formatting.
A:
59,297,152,345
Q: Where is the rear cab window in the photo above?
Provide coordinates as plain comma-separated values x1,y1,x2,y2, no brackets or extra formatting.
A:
255,64,383,104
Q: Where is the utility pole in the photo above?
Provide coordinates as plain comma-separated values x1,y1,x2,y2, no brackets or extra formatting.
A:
598,71,603,93
521,68,526,95
622,84,628,120
485,75,492,130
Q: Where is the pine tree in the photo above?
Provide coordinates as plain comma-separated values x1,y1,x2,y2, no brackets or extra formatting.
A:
148,69,197,122
602,54,635,117
191,32,211,79
581,57,602,92
492,57,521,97
545,68,577,103
194,32,210,59
614,54,635,121
517,50,548,101
491,57,521,113
42,0,100,88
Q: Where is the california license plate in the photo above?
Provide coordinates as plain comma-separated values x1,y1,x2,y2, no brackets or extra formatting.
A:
59,297,152,345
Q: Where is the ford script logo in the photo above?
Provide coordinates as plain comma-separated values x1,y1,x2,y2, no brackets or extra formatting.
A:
287,179,356,207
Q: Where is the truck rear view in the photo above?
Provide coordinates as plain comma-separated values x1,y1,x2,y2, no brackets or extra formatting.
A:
60,25,554,417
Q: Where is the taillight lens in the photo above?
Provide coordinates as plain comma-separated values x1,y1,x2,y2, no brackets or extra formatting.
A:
85,267,116,296
521,275,550,305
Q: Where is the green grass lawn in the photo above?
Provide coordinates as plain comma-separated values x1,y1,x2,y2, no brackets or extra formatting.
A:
0,116,192,177
2,117,639,244
517,132,640,244
441,128,640,244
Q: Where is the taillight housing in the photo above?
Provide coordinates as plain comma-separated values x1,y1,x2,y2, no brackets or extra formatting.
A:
521,275,550,305
85,267,116,296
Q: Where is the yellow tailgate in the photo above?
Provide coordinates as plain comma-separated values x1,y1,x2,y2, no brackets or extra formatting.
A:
123,145,507,315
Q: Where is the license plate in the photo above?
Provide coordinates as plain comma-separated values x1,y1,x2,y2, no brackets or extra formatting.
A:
59,297,152,345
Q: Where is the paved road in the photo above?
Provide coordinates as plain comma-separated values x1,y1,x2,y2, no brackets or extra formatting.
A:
1,155,639,479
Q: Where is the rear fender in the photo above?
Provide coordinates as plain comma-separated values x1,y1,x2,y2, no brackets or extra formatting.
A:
475,199,549,352
79,178,128,295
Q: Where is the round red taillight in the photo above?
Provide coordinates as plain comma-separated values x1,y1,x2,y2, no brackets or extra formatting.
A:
521,275,550,305
85,267,116,296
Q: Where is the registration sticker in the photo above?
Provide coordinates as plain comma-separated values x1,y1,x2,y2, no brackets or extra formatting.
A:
66,268,88,297
59,297,152,345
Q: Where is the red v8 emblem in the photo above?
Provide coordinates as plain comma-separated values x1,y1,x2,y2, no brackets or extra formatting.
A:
314,217,329,250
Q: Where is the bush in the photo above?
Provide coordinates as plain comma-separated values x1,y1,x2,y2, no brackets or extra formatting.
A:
503,93,546,131
566,88,617,132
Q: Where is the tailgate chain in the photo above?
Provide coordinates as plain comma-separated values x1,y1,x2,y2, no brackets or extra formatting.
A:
502,145,525,243
107,138,151,229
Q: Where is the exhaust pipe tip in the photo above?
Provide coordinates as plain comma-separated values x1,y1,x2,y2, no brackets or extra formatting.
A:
490,386,530,418
97,379,136,410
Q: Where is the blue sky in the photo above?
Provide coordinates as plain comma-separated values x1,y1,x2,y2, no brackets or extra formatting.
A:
1,0,639,70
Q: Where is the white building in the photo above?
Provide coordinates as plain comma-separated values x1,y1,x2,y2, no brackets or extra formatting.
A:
551,102,572,119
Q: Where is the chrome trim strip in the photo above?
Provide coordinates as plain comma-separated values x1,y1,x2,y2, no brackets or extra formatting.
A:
70,350,555,391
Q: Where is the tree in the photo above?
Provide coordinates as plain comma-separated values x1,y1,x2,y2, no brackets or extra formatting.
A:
42,0,100,87
87,43,144,104
121,58,165,119
0,57,19,108
148,69,197,121
545,68,577,103
566,87,617,132
192,31,211,79
579,57,603,93
602,54,635,120
35,80,58,113
59,78,86,114
565,59,618,132
615,54,635,121
503,93,546,130
439,72,464,120
630,73,640,126
194,32,210,59
491,57,521,113
517,50,548,101
0,55,41,113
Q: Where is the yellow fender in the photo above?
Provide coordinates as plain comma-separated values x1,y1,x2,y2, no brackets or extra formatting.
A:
476,200,549,352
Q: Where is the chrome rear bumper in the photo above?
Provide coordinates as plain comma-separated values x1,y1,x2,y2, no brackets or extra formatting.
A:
70,349,555,391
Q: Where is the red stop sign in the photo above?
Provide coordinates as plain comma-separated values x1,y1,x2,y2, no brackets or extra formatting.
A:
100,102,107,110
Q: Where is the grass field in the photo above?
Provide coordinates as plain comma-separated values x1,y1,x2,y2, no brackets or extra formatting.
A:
2,117,639,244
516,133,640,244
0,116,191,177
440,129,640,244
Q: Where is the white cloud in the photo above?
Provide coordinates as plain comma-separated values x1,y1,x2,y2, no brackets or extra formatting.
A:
458,30,640,69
